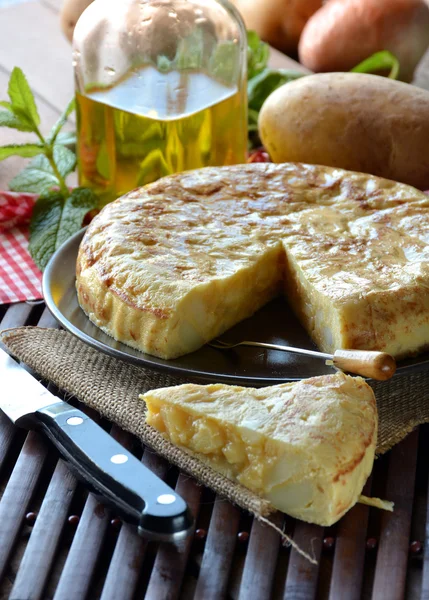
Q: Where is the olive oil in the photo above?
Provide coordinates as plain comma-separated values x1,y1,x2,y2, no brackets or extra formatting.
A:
76,66,247,205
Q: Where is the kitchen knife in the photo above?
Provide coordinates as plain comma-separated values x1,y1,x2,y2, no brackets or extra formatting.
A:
0,348,193,542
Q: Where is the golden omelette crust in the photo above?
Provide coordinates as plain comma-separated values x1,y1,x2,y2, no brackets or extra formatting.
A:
142,372,377,525
76,163,429,359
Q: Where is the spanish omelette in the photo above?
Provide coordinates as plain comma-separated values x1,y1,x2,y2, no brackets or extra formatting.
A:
76,163,429,360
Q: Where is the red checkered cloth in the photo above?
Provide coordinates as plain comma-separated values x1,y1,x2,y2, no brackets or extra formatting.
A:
0,191,35,230
0,192,42,304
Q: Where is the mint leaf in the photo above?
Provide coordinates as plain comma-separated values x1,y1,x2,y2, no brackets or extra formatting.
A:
247,31,270,80
0,109,34,132
0,100,12,109
9,145,76,193
55,131,77,148
137,149,171,186
209,41,240,86
248,68,305,113
8,67,40,129
248,108,259,132
0,143,43,160
29,188,98,270
175,28,205,70
157,55,172,73
57,187,98,248
29,192,64,270
96,142,110,179
47,98,75,145
53,144,76,177
351,51,399,80
9,154,60,194
247,68,305,148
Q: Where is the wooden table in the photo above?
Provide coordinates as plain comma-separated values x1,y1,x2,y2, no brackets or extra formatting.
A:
1,2,429,598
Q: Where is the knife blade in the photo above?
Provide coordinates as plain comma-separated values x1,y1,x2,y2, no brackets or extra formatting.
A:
0,348,193,542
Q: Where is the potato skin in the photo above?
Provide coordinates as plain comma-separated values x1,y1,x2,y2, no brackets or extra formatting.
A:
60,0,93,42
259,72,429,189
231,0,322,55
299,0,429,82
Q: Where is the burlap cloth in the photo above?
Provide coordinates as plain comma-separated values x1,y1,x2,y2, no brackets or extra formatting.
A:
1,326,429,559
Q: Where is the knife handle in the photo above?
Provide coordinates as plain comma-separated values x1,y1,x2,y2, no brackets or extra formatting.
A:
22,401,193,543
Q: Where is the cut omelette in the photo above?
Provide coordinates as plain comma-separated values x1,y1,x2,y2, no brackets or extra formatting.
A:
141,372,377,526
77,162,429,360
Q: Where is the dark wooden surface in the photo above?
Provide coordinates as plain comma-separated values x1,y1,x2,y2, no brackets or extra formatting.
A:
0,301,427,600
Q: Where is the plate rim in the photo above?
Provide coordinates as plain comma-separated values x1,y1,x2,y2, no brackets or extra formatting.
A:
42,229,304,385
42,228,429,384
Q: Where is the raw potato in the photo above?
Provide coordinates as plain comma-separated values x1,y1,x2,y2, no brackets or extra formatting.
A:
62,0,321,51
259,72,429,189
299,0,429,82
230,0,322,55
60,0,93,42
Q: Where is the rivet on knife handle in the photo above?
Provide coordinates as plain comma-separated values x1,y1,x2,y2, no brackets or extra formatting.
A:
330,350,397,381
34,402,194,542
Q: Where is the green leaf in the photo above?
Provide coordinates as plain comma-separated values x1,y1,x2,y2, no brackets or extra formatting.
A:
248,108,259,132
47,98,75,145
209,41,240,86
8,67,40,129
57,187,98,247
95,142,110,179
0,143,43,161
29,187,98,270
157,55,172,73
351,51,400,80
247,31,270,80
175,28,205,70
0,100,13,109
29,192,64,270
9,145,76,193
247,68,305,149
55,131,77,148
248,68,305,113
0,109,35,132
9,154,60,194
137,149,171,186
53,144,76,178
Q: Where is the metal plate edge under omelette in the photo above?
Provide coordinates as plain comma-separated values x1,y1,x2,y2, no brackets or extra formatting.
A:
43,228,429,386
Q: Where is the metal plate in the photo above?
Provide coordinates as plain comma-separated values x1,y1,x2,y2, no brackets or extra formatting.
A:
43,228,429,386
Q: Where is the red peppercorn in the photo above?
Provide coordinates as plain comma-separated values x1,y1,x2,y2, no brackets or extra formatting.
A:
237,531,249,544
366,537,378,551
195,528,207,541
68,515,80,526
323,537,335,550
247,149,271,163
25,512,37,525
83,208,100,226
410,541,423,555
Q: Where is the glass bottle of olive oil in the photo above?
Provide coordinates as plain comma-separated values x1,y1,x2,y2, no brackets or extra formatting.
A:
73,0,247,206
